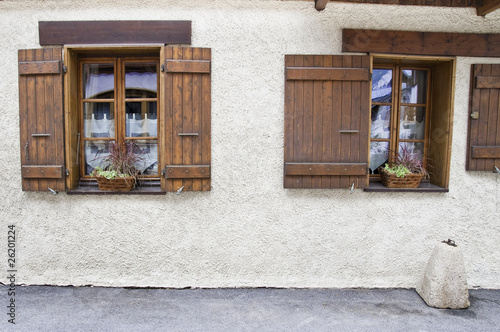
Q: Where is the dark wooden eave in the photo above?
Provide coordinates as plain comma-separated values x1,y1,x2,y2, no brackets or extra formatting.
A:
314,0,500,16
478,0,500,15
39,21,191,46
342,29,500,57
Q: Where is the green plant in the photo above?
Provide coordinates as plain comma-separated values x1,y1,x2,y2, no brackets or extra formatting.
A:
91,167,128,180
381,144,428,178
383,164,411,178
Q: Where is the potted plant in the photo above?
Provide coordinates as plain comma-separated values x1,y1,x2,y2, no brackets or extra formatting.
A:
379,146,428,188
91,141,143,191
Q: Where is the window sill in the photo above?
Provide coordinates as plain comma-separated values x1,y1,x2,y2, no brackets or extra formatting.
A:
67,180,166,195
364,181,448,193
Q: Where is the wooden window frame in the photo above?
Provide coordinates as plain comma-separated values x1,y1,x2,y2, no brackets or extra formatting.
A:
370,64,432,174
367,54,456,192
77,56,161,180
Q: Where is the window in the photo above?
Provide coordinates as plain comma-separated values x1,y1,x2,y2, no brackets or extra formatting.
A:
79,57,160,178
283,54,454,191
18,46,212,193
370,66,431,175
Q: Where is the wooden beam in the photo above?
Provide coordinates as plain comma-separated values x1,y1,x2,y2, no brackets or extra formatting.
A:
315,0,329,11
343,29,500,57
477,0,500,16
39,21,191,46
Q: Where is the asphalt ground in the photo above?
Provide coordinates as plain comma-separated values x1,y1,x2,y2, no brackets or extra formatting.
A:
3,286,500,331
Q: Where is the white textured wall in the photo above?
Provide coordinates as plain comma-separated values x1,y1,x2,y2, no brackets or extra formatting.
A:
1,0,500,288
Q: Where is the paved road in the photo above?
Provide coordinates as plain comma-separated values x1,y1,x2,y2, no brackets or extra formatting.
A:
3,287,500,331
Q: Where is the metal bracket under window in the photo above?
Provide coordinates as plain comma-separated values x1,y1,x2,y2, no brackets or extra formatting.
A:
494,166,500,174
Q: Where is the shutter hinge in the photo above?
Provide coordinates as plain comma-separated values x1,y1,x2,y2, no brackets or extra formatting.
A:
369,72,372,80
62,65,67,73
161,64,165,72
65,169,70,176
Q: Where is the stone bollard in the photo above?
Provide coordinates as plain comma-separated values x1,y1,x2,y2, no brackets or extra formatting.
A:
416,240,470,309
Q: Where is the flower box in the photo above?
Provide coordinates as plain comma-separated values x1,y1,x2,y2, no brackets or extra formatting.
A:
380,168,425,188
95,175,135,192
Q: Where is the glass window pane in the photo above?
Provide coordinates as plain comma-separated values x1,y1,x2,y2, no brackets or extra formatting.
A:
83,64,114,99
399,142,424,164
125,63,157,98
125,102,158,137
399,106,426,140
128,140,158,175
371,105,391,139
372,69,392,103
401,69,427,104
83,102,115,138
370,141,389,174
84,140,111,175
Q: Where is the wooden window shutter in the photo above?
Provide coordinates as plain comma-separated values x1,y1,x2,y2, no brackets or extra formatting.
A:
18,48,65,192
162,47,211,192
284,55,370,189
467,64,500,171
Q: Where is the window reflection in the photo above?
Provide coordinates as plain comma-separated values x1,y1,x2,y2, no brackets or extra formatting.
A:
399,106,426,140
125,63,157,98
370,141,389,174
371,105,391,139
401,70,427,104
83,64,114,99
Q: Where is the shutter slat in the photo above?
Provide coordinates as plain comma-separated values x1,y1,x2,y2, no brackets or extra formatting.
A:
165,165,210,179
285,163,367,176
286,67,370,81
471,146,500,158
19,61,60,75
166,59,210,73
476,76,500,89
22,166,63,179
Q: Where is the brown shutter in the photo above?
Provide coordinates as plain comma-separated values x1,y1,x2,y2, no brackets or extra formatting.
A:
163,47,211,192
284,55,370,189
18,48,65,192
467,64,500,171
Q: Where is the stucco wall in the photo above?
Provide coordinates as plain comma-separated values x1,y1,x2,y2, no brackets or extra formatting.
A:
1,0,500,288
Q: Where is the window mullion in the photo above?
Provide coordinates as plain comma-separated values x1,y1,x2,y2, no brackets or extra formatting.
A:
423,69,431,170
390,65,401,164
116,58,125,145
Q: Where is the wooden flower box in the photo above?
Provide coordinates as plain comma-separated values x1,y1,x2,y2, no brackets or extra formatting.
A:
380,168,425,188
95,175,135,191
